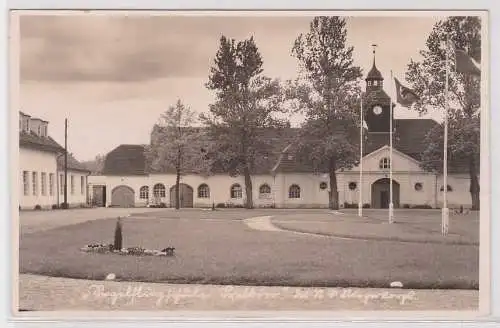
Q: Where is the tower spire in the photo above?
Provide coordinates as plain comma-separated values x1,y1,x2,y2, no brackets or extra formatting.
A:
372,44,378,67
366,43,383,83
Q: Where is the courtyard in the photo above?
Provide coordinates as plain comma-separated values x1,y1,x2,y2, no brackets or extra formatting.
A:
19,208,479,290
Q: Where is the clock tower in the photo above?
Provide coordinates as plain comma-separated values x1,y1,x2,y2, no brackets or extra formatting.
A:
363,46,394,133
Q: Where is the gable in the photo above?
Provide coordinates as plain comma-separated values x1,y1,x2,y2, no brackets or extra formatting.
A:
349,145,424,173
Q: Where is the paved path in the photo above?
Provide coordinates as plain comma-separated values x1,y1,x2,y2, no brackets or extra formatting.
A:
18,274,479,312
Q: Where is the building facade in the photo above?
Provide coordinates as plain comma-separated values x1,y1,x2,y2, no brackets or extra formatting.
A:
56,154,91,208
87,58,475,210
19,111,90,210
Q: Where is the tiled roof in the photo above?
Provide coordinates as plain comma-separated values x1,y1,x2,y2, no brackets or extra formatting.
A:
364,119,439,157
57,153,90,173
102,144,149,176
19,130,65,154
101,119,469,176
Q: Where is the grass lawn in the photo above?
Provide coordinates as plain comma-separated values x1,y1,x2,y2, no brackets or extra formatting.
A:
272,210,479,245
19,210,479,290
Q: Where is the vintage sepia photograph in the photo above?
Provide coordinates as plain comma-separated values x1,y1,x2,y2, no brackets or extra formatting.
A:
12,10,488,316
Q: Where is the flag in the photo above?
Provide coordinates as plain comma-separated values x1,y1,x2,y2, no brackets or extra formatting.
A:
394,78,419,107
453,45,481,76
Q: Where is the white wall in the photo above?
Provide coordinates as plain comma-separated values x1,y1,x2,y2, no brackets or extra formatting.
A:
57,170,89,207
435,174,475,208
19,147,58,209
88,163,476,209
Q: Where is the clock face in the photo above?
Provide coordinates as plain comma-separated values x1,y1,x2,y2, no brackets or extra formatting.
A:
373,105,383,115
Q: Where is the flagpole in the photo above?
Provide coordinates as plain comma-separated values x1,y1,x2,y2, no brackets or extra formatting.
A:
389,70,394,224
358,96,363,217
442,37,450,236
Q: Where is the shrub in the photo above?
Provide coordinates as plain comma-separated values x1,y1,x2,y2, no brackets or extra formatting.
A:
216,203,226,208
362,203,370,208
159,202,167,208
34,205,42,211
403,204,411,209
343,202,359,209
113,218,123,251
51,204,59,210
61,202,69,209
411,204,433,209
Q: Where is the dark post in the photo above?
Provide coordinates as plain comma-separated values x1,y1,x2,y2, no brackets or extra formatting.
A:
63,118,68,209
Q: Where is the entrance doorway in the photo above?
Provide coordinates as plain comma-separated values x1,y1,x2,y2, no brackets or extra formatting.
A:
111,185,135,207
92,185,107,207
169,183,194,208
371,178,400,208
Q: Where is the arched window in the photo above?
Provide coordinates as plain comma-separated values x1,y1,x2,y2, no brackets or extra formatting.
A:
289,184,301,199
379,157,391,169
230,184,242,199
259,184,271,194
198,184,210,198
153,183,166,198
139,186,149,199
259,184,271,199
440,185,453,192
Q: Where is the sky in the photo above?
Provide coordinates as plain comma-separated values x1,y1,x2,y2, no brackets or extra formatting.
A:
18,13,447,161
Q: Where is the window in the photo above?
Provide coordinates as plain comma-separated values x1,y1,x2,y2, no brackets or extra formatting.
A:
139,186,149,199
41,172,47,196
37,126,41,136
70,175,75,194
414,182,423,191
22,118,29,132
60,174,64,195
440,185,453,192
81,176,85,194
289,184,301,199
373,80,378,86
259,184,271,194
319,182,328,190
198,184,210,198
379,157,391,169
32,172,38,196
348,182,357,190
259,184,271,199
49,173,54,196
23,171,29,196
153,183,166,198
230,184,242,199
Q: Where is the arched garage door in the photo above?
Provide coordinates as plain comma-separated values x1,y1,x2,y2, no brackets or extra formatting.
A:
111,185,135,207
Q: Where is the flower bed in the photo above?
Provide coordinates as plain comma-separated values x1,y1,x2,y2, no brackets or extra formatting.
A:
80,243,175,256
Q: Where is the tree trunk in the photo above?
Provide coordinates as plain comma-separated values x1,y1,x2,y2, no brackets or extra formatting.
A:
329,158,339,210
175,170,180,210
244,165,254,209
469,156,480,211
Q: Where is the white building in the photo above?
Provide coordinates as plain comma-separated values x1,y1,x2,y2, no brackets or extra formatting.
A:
19,111,90,210
88,60,475,210
56,154,91,208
